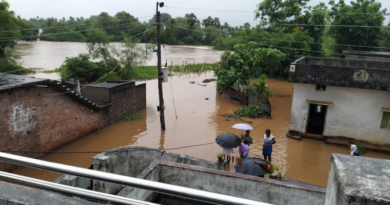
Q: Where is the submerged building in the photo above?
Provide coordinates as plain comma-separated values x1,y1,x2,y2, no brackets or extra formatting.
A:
288,52,390,147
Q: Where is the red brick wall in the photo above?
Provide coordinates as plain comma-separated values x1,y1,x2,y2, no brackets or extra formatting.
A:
104,82,146,125
0,86,104,171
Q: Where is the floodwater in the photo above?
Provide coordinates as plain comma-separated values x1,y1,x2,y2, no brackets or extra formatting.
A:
12,42,390,187
13,72,390,187
15,41,223,79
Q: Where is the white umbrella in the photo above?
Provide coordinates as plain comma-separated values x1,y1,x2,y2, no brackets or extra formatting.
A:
232,123,253,130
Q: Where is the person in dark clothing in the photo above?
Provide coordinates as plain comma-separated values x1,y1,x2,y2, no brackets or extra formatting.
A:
348,144,360,156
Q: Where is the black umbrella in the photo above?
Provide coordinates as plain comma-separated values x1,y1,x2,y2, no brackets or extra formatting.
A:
215,133,241,148
235,157,272,176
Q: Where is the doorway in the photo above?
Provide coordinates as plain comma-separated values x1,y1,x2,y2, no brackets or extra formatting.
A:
306,104,327,136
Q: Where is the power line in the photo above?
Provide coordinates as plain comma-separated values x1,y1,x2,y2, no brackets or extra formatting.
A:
169,24,390,51
0,23,147,42
40,27,156,97
170,25,345,56
0,142,216,154
0,15,154,34
166,5,390,15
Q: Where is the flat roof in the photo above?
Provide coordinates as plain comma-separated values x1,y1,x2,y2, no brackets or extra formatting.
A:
343,50,390,57
0,74,50,91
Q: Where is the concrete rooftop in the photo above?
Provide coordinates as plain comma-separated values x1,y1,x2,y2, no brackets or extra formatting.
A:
0,73,50,91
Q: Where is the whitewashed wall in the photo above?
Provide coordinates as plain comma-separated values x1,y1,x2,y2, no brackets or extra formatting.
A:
289,84,390,144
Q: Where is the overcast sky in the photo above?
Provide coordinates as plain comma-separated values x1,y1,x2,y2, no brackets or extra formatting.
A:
9,0,390,27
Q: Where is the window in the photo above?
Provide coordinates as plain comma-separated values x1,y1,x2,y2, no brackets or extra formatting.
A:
380,112,390,129
316,85,326,91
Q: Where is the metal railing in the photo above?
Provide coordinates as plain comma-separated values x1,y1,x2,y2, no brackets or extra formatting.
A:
0,152,271,205
0,171,156,205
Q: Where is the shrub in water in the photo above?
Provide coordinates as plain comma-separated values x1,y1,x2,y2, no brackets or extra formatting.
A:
234,104,263,118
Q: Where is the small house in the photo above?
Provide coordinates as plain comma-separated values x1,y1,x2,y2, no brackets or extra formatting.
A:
288,52,390,146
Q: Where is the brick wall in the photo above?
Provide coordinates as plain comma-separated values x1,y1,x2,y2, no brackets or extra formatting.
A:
0,86,104,171
104,82,146,125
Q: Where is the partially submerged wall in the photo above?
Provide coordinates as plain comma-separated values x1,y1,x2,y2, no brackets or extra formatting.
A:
289,83,390,144
0,86,104,171
119,160,326,205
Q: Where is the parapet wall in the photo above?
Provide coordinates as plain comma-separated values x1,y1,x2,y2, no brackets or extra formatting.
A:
118,160,326,205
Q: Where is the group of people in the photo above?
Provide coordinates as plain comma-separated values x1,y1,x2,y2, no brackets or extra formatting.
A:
221,129,277,162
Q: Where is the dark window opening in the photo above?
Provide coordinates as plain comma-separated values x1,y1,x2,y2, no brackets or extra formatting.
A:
316,85,326,91
306,104,327,136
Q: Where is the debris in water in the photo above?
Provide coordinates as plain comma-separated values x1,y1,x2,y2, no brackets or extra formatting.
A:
190,81,195,84
205,98,209,100
202,78,216,83
198,83,207,87
218,114,253,124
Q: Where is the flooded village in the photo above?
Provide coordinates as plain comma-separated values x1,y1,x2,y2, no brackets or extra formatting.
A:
1,0,390,204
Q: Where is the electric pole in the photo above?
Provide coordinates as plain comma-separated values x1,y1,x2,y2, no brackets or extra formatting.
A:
156,2,166,130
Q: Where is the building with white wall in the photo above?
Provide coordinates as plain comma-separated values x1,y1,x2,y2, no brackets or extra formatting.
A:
288,56,390,145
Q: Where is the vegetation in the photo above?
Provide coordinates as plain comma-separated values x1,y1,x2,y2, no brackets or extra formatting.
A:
234,104,263,118
168,62,219,73
216,42,284,91
0,0,38,74
247,74,274,101
124,113,141,121
217,152,223,159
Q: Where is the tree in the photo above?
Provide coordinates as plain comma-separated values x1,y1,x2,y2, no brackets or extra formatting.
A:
0,0,37,74
256,0,310,31
202,16,215,27
185,13,200,28
328,0,386,53
204,26,222,45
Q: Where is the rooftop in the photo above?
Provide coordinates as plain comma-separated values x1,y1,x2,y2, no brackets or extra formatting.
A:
0,74,50,91
343,50,390,58
289,57,390,90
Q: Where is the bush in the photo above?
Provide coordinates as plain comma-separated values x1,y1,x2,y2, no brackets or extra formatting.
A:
234,104,263,118
124,113,141,121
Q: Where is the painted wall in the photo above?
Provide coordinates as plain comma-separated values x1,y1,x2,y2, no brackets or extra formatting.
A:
289,83,390,144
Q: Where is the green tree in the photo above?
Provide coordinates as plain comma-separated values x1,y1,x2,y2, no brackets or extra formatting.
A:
328,0,386,53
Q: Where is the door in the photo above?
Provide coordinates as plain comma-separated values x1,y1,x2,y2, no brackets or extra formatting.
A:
306,104,327,136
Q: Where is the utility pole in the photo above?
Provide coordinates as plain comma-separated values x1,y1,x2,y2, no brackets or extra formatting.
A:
156,2,166,130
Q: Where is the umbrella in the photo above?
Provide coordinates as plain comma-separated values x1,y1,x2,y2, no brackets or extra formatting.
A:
215,133,241,148
232,123,253,130
235,157,273,176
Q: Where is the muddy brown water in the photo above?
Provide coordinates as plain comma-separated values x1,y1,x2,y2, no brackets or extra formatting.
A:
15,41,223,80
12,72,390,187
12,42,390,187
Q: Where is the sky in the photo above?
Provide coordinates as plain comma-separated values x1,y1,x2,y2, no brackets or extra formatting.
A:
9,0,390,27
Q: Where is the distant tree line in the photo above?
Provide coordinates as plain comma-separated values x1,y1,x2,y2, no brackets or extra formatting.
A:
1,0,390,75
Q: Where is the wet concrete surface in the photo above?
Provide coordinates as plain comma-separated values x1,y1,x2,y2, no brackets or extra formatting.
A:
12,72,390,187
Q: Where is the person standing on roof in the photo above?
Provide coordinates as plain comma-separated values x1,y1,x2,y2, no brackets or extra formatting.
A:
263,129,276,161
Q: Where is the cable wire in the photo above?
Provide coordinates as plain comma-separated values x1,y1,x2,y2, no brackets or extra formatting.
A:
40,27,156,97
0,15,154,34
166,6,390,15
170,24,390,53
0,142,216,154
0,23,147,42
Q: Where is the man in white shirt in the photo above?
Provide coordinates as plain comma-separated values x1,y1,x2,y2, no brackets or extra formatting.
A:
221,147,233,162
